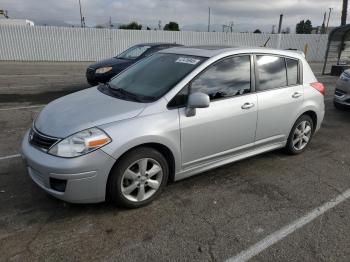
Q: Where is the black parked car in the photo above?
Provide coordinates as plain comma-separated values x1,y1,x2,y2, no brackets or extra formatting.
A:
86,43,182,85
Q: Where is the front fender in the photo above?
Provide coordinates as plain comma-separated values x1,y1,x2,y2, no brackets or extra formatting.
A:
99,110,182,173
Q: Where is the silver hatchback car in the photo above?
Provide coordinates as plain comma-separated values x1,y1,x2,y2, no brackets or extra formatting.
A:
22,46,325,208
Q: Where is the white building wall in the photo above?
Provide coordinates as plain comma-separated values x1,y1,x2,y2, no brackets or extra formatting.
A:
0,25,328,62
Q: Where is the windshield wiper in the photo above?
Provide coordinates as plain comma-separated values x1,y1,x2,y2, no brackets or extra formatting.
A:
106,83,143,102
105,83,156,103
115,88,143,102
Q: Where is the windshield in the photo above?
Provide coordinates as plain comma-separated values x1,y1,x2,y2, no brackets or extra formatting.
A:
117,45,151,60
108,53,206,102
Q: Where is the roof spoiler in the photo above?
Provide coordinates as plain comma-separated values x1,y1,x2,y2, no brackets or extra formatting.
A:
284,48,305,58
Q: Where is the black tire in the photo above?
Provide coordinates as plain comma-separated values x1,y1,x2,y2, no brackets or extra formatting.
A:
107,147,169,208
285,115,314,155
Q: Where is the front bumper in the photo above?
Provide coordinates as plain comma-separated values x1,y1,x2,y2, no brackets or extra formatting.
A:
334,81,350,106
334,92,350,107
21,131,116,203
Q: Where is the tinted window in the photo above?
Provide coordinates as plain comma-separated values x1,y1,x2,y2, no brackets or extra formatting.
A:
117,45,151,60
257,55,287,91
286,58,299,85
191,55,251,100
109,53,205,101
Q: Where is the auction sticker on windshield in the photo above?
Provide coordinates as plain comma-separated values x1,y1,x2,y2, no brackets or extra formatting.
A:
175,57,201,65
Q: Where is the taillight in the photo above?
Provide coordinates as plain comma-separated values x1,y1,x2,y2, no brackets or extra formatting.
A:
310,82,325,95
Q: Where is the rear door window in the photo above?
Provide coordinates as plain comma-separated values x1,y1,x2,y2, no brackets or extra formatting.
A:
256,55,287,91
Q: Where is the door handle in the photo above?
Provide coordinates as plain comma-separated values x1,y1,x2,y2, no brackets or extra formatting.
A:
292,92,302,98
241,102,255,109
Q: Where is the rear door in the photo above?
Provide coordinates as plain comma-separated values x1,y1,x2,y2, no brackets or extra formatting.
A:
254,55,303,145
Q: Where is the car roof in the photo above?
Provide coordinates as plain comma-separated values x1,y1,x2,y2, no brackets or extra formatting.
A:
160,45,304,59
138,42,182,47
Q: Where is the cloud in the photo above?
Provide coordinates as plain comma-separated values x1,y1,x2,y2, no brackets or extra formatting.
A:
1,0,343,31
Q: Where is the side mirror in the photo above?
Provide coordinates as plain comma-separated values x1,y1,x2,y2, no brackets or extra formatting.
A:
185,92,210,117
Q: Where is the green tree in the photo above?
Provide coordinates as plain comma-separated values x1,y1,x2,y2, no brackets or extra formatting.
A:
119,21,142,30
296,19,312,34
163,22,180,31
253,29,262,33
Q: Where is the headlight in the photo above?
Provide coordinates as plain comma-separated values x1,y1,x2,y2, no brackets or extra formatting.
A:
48,128,111,158
96,67,112,74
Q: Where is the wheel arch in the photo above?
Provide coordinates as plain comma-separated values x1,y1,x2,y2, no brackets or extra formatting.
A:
291,106,319,135
302,110,317,132
107,142,177,186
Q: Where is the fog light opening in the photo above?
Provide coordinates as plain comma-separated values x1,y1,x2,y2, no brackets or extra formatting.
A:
50,178,67,192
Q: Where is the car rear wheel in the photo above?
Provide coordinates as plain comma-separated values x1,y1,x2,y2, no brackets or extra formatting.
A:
285,115,314,155
107,147,169,208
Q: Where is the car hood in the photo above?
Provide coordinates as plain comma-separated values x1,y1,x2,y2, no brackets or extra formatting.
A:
35,87,146,138
89,57,131,69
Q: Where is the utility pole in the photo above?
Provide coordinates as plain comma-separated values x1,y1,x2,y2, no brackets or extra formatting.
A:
229,21,234,32
278,14,283,33
109,16,113,56
208,7,211,32
321,12,327,34
271,25,276,34
222,23,233,33
341,0,348,26
78,0,85,28
326,7,333,32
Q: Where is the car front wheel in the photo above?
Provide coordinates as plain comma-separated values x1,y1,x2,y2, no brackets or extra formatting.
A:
285,115,314,155
107,147,169,208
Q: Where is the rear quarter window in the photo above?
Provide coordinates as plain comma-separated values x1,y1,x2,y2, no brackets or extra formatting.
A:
286,58,299,85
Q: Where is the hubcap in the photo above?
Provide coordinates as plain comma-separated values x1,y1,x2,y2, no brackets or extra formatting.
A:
292,120,312,151
121,158,163,202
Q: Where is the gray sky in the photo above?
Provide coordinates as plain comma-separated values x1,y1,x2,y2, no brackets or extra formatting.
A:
0,0,345,31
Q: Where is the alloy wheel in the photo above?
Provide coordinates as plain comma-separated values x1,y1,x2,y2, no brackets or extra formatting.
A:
121,158,163,202
292,120,312,151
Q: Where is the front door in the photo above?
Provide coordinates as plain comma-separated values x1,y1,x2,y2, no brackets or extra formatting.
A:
179,55,258,168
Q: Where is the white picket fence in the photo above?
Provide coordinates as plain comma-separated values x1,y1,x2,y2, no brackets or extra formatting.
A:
0,25,328,62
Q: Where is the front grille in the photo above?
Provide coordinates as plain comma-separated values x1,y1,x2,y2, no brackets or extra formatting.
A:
335,89,346,97
29,128,59,151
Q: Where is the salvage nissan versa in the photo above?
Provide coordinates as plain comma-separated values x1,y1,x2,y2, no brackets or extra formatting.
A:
21,46,325,208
